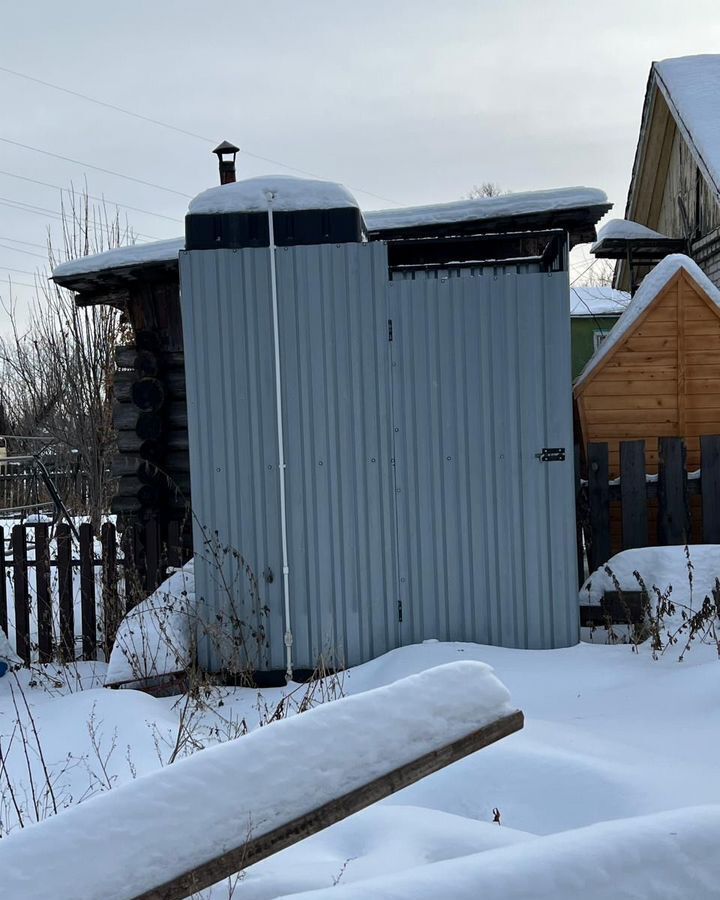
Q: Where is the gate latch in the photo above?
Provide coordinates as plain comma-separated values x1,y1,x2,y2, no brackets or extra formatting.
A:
536,447,566,462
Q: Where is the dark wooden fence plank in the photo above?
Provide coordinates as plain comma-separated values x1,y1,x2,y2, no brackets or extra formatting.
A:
12,525,30,664
101,522,120,657
57,523,74,662
701,435,720,543
35,524,53,663
574,444,585,588
79,523,97,660
145,518,161,592
658,436,690,545
620,440,648,549
167,519,182,570
587,442,611,573
0,526,7,637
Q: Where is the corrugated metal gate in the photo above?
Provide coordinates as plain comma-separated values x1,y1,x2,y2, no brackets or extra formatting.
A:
389,268,578,650
180,243,578,673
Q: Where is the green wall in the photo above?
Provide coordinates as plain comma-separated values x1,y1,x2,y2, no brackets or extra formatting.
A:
571,315,620,380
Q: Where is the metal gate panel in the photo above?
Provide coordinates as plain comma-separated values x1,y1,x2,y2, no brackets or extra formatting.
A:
180,248,284,671
389,270,578,650
276,242,398,668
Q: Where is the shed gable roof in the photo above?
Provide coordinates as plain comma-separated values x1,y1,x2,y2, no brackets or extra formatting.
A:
574,254,720,391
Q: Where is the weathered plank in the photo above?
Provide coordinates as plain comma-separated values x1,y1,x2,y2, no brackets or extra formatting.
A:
620,440,648,549
79,523,97,660
101,522,120,657
133,710,525,900
657,436,690,545
56,523,74,662
35,524,53,663
701,435,720,542
587,442,610,572
0,527,7,637
12,525,30,664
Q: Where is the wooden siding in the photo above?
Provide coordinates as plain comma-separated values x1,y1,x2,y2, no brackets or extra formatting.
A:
575,270,720,476
620,77,720,292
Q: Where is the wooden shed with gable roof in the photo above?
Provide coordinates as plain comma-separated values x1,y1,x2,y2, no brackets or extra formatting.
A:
574,253,720,477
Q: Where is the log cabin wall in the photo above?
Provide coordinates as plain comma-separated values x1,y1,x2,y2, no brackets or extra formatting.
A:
110,276,192,586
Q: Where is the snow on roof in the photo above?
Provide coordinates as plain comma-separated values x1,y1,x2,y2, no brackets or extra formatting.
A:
365,186,608,233
188,174,360,215
575,254,720,387
570,286,630,317
590,218,670,251
54,185,609,283
52,237,184,280
654,55,720,198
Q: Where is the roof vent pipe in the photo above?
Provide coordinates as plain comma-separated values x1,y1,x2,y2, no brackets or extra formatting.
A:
212,140,240,185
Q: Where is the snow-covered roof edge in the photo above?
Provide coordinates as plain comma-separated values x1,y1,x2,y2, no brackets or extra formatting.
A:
654,55,720,202
52,237,184,281
590,218,671,251
570,287,630,317
365,186,608,232
54,186,610,284
575,254,720,388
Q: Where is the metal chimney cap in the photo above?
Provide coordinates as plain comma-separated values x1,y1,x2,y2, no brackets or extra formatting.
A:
213,140,240,156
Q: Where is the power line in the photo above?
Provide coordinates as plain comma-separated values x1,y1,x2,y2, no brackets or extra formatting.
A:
0,64,399,204
0,196,161,241
0,235,49,250
0,275,39,290
0,169,183,223
0,264,43,277
0,242,47,260
0,136,192,199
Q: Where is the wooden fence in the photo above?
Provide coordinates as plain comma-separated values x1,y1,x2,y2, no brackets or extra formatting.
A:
577,434,720,579
0,519,188,667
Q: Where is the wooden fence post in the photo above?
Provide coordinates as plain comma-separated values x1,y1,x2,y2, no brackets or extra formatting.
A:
35,524,53,663
101,522,120,658
57,523,74,662
587,442,610,572
12,525,30,665
0,526,7,638
658,436,690,545
701,435,720,543
620,440,648,549
79,523,97,660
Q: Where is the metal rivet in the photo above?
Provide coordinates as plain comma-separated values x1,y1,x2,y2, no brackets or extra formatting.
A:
318,460,324,466
446,456,452,461
394,427,399,433
267,464,273,470
370,458,376,463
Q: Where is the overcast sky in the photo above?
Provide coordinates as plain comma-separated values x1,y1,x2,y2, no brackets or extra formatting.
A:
2,0,720,323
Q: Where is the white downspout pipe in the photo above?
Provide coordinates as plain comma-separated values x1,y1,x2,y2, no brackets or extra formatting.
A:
266,192,294,682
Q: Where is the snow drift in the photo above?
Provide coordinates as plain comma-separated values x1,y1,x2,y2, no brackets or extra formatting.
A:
0,661,516,900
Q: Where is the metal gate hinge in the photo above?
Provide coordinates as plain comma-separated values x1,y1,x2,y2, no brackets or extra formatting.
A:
536,447,566,462
388,319,393,342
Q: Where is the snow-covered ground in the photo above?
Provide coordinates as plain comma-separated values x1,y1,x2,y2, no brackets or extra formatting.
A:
2,634,720,897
